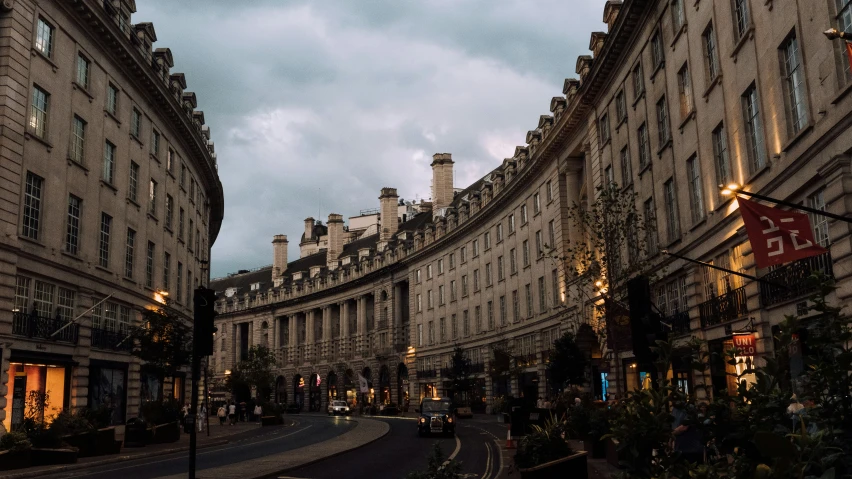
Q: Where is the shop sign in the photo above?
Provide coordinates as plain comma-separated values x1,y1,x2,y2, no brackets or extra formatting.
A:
733,334,757,356
11,373,26,427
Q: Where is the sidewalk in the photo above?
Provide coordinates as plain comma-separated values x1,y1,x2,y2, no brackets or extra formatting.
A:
3,420,277,479
153,416,390,479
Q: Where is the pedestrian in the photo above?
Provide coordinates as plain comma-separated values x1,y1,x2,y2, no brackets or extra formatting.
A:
217,405,226,425
672,402,704,464
239,401,247,421
228,401,236,425
198,404,207,432
254,403,263,424
543,396,552,410
536,397,544,409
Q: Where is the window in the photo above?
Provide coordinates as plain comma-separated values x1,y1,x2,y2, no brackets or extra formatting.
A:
131,108,141,138
22,172,43,240
30,86,49,138
687,156,705,223
599,115,611,145
678,64,693,119
437,258,444,274
525,283,534,317
742,85,767,172
149,179,158,215
428,321,434,344
508,214,515,233
552,269,560,305
66,195,81,255
512,290,520,321
451,314,457,339
781,33,809,135
189,220,194,250
485,263,492,286
463,310,470,337
535,230,543,257
106,84,119,115
146,241,155,288
177,262,183,303
522,240,530,267
460,247,466,263
538,276,547,310
651,31,664,68
33,281,55,318
416,269,422,282
439,318,445,341
808,189,830,247
167,148,175,173
70,116,86,163
449,253,455,269
462,275,468,296
496,223,503,242
633,63,645,99
546,181,554,203
615,91,627,123
125,228,136,278
704,24,720,83
664,179,680,242
671,0,685,31
620,147,632,185
76,53,90,88
497,256,505,281
427,264,433,279
427,289,433,308
165,195,174,229
35,18,54,56
473,269,480,291
712,124,731,187
638,123,650,169
472,239,479,257
733,0,750,39
548,221,556,249
450,280,457,301
510,248,517,274
484,231,491,249
499,296,507,326
179,208,185,239
14,276,30,313
151,130,160,157
416,293,422,312
103,141,116,184
57,288,75,322
180,163,187,189
163,252,171,291
656,97,671,146
604,166,614,185
521,204,528,224
475,306,482,333
644,198,659,255
99,213,112,268
487,301,494,330
838,0,852,79
190,179,196,203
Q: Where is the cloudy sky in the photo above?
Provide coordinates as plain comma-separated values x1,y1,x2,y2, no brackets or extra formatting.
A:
134,0,606,278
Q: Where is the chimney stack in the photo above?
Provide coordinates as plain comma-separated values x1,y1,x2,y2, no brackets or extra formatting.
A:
431,153,454,213
326,213,344,269
379,187,399,241
303,217,315,244
272,234,289,278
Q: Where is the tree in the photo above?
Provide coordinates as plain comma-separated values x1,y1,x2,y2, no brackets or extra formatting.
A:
445,346,473,405
546,332,588,390
128,302,193,377
226,345,277,400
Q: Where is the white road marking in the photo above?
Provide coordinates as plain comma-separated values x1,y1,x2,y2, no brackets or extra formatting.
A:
480,441,493,479
442,433,462,467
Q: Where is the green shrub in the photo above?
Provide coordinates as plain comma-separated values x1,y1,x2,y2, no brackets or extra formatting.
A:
514,415,572,469
0,432,31,452
79,405,113,429
140,399,182,425
49,410,95,437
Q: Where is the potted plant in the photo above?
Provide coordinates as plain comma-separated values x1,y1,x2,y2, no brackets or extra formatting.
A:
513,415,587,479
0,432,32,471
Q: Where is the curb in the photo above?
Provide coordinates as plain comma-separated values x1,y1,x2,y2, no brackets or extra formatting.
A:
253,417,391,479
2,438,231,479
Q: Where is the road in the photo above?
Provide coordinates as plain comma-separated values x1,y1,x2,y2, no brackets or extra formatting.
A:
286,416,504,479
34,416,356,479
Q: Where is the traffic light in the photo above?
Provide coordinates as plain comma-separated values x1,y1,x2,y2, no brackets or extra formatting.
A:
193,287,218,356
627,275,665,364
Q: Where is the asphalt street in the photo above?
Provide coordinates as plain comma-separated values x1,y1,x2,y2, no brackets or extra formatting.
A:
32,416,356,479
286,416,504,479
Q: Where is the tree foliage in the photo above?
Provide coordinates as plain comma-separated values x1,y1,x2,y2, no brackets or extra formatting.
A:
226,345,277,400
129,302,193,376
546,332,588,389
445,345,473,402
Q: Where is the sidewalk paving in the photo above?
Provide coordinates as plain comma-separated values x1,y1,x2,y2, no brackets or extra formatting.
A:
153,416,390,479
3,420,279,479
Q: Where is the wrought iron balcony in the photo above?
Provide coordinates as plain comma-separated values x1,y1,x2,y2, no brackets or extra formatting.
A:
760,251,833,308
663,310,692,336
699,286,748,328
90,327,132,352
12,312,79,344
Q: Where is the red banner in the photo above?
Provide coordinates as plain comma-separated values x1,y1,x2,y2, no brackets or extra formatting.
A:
732,334,756,356
737,196,826,269
846,42,852,71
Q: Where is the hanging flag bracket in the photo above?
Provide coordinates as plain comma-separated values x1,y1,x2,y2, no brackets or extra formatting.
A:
662,250,788,290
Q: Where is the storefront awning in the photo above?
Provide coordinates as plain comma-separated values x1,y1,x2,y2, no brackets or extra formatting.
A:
10,350,77,367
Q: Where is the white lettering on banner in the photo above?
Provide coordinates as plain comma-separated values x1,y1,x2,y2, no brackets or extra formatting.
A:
760,216,814,257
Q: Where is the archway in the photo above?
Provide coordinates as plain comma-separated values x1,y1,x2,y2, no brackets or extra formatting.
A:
309,373,321,412
362,367,374,407
275,375,287,405
327,371,338,403
397,363,409,411
379,365,391,404
293,374,304,409
344,369,356,406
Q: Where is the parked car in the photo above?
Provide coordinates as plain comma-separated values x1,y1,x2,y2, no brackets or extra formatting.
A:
327,400,351,416
416,397,455,437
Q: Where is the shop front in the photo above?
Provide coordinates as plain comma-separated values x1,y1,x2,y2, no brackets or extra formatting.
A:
3,351,74,432
623,359,654,392
88,360,128,425
518,371,539,406
293,374,305,409
378,366,391,404
308,373,321,411
327,371,338,404
396,363,409,411
343,370,357,407
709,334,757,397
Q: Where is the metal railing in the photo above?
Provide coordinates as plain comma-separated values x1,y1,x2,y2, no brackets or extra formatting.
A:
664,310,691,336
12,312,79,344
760,251,833,307
417,369,437,379
699,286,748,328
90,327,132,352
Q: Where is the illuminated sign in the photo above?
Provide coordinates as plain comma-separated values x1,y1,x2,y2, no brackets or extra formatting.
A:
733,334,756,356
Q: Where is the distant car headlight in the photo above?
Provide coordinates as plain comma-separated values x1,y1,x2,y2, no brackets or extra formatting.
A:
420,417,426,423
447,417,453,423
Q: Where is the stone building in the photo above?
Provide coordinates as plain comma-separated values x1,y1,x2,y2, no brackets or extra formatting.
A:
0,0,224,432
212,0,852,408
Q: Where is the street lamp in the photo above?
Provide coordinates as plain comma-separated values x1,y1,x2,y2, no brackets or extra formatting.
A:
824,28,850,41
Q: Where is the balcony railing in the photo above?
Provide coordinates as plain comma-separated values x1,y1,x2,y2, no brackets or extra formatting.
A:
699,286,748,328
760,251,833,308
376,320,388,330
663,310,691,337
417,369,437,379
91,327,132,352
12,312,79,344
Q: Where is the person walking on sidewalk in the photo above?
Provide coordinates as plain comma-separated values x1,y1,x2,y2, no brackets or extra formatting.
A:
218,405,227,425
254,403,263,424
198,404,207,432
228,402,237,425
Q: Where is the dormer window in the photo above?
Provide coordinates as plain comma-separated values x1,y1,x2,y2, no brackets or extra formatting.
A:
292,272,303,281
250,282,261,291
224,286,238,298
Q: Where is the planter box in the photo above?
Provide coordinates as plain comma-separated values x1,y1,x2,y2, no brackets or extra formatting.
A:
0,449,31,471
62,431,97,457
31,448,78,465
96,428,122,455
583,438,607,459
151,422,180,444
517,451,587,479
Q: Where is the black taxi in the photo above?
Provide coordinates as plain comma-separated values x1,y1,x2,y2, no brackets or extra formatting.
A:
417,397,455,437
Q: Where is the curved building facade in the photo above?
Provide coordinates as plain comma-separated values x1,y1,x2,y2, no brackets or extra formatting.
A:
0,0,224,431
213,0,852,409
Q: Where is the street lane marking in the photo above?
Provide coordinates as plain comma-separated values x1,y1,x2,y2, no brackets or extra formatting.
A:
442,433,462,467
481,441,492,479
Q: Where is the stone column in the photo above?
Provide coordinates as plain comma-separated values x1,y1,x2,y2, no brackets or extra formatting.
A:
322,306,331,360
340,301,350,358
563,169,582,249
306,310,315,363
356,297,366,355
288,315,296,365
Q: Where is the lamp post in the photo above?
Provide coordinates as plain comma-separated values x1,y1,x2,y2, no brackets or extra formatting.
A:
720,183,852,224
823,28,851,41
